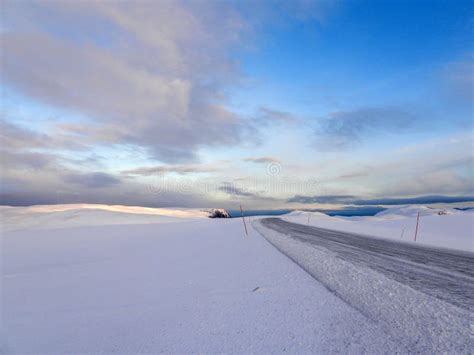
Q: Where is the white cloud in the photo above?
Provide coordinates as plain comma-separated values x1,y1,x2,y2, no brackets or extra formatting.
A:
1,0,253,162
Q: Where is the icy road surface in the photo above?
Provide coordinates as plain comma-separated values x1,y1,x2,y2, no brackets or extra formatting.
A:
261,218,474,310
256,217,473,353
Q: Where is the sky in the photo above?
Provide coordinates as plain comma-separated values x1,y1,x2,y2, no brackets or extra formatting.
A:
1,0,473,209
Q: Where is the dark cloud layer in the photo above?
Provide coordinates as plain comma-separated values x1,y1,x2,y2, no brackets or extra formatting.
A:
287,194,474,205
63,172,121,188
353,195,474,205
1,150,56,170
287,194,356,204
219,182,260,198
0,189,205,208
242,156,280,164
0,120,85,151
122,164,217,176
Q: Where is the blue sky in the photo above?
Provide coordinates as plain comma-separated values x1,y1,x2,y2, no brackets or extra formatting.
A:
1,0,473,208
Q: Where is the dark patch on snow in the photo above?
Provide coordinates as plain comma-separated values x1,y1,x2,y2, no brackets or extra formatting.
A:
205,208,231,218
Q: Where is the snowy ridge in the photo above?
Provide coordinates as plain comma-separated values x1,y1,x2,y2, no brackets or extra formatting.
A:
0,204,210,232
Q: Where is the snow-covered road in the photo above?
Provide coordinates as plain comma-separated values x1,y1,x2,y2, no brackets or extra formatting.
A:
255,217,473,353
261,217,474,310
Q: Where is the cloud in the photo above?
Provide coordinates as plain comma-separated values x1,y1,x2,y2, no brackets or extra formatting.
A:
0,120,49,149
287,194,474,205
0,1,252,162
218,181,265,199
354,195,474,205
0,121,93,174
338,171,369,179
0,150,56,170
341,133,474,197
219,182,259,198
1,0,334,163
0,120,85,151
217,182,280,204
0,161,214,208
316,107,416,149
0,186,206,208
257,107,299,124
287,194,356,204
243,156,280,164
62,172,121,188
0,130,241,208
122,164,217,176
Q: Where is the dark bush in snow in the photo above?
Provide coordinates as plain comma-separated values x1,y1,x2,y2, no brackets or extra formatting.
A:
206,209,231,218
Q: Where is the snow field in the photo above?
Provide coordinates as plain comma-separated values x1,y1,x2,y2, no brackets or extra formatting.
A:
2,215,403,353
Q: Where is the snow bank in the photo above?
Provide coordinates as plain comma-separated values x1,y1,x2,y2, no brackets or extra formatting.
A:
284,206,474,252
2,207,406,353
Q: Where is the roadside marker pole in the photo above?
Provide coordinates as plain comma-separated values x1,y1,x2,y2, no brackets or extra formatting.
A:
307,213,311,225
400,228,405,239
414,212,420,242
240,204,248,236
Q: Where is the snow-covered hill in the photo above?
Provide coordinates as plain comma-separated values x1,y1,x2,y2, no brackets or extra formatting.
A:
0,204,219,232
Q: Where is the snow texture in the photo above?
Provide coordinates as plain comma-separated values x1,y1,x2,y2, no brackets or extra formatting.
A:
253,216,473,354
2,205,407,353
